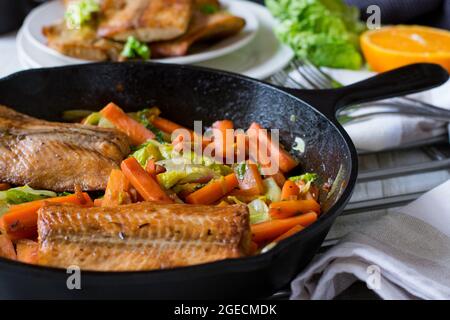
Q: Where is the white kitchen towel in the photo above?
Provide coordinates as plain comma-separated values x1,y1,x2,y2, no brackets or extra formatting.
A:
326,68,450,152
290,179,450,300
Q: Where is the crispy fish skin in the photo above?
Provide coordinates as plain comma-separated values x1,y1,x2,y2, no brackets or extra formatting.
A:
151,10,246,58
0,105,130,192
98,0,194,42
37,203,251,271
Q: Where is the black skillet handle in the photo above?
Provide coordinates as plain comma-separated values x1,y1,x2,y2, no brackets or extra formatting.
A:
281,63,449,122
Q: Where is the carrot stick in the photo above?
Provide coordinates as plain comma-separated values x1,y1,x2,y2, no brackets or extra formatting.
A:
16,239,38,264
0,234,16,260
0,183,10,191
94,198,103,207
252,211,317,243
185,173,238,205
280,180,300,201
0,193,93,238
247,123,298,173
100,102,155,145
273,224,304,243
269,200,320,219
236,163,265,196
212,120,234,160
152,116,185,134
102,169,131,207
121,157,173,204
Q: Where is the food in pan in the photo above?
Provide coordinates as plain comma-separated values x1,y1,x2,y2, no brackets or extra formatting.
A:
42,0,246,61
0,102,321,271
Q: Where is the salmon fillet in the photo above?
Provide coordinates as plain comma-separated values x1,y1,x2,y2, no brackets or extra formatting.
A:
151,9,245,58
98,0,193,42
37,202,251,271
0,105,130,192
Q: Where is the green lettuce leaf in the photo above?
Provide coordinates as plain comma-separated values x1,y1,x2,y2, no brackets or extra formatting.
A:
266,0,365,69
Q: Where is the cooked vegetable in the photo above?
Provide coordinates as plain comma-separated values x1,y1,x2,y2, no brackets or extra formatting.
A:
121,157,173,204
267,170,286,188
185,173,239,205
145,159,165,178
136,109,168,143
252,211,317,243
152,117,186,134
235,163,265,195
132,141,162,167
0,234,16,260
0,193,93,240
83,112,102,125
65,0,100,28
247,123,298,173
273,224,304,243
280,180,300,201
102,169,131,207
100,102,155,145
263,178,282,203
248,198,270,225
121,36,151,60
289,173,318,183
62,109,93,122
200,3,220,14
269,199,320,219
15,239,38,264
266,0,365,69
157,165,218,189
212,120,234,160
0,185,57,205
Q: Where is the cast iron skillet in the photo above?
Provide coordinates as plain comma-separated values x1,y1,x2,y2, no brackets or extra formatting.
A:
0,62,447,299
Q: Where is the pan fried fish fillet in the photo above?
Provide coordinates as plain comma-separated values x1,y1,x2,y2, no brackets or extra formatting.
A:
0,105,130,192
98,0,193,42
151,9,245,58
42,23,124,61
37,203,251,271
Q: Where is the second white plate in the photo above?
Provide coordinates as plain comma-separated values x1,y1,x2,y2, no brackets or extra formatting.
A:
23,0,259,65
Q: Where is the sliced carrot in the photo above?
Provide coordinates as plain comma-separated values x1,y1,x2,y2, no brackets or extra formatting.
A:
212,120,234,161
145,159,165,178
0,234,16,260
247,123,298,173
152,116,186,134
121,157,173,204
185,173,238,205
102,169,131,207
280,180,300,201
252,211,317,243
0,193,93,239
236,163,265,196
0,183,10,191
100,102,155,145
269,200,320,219
16,239,38,264
94,198,103,207
273,224,304,243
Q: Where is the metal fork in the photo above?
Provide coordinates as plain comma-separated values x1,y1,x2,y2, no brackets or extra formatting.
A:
271,59,450,124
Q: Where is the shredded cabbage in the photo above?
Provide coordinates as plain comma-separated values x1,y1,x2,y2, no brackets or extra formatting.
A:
248,199,271,225
132,141,162,167
0,185,57,205
289,173,317,183
263,178,282,203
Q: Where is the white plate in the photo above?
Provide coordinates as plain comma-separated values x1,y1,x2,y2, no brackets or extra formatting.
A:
23,0,258,65
19,1,293,79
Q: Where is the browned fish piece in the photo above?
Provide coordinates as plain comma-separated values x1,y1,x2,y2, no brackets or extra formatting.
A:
42,22,124,61
98,0,193,42
37,202,251,271
151,9,245,58
0,105,130,192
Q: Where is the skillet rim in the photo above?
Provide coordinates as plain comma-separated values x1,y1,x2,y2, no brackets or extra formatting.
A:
0,62,358,279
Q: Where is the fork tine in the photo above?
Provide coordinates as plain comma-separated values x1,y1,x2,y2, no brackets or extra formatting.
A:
290,60,321,89
294,60,332,89
304,58,341,88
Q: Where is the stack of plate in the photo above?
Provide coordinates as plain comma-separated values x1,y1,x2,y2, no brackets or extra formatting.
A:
17,0,294,80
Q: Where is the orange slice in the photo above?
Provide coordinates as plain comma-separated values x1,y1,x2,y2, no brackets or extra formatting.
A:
361,25,450,72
